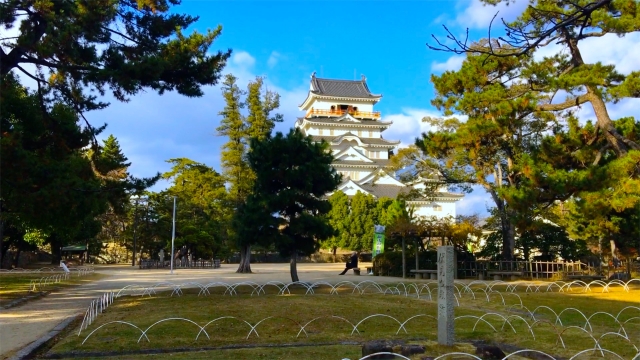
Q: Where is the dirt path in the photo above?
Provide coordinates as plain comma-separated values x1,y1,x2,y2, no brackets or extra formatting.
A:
0,262,376,359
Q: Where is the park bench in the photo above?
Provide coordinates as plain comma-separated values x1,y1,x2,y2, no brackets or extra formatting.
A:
567,274,605,281
365,266,373,274
487,271,523,281
410,269,438,280
352,268,361,275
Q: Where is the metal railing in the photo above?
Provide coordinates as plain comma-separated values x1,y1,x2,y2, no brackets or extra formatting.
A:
138,259,221,269
306,109,381,119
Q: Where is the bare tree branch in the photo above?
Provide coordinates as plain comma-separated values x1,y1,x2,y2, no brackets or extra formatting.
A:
427,0,613,58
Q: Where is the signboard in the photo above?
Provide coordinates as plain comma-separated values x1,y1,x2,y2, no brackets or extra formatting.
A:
372,225,385,259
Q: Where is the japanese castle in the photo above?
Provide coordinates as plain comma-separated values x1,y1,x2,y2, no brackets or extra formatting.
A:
295,73,464,219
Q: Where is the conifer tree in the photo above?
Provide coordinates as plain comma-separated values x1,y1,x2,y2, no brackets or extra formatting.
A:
1,0,231,115
216,74,283,273
429,0,640,156
244,129,340,282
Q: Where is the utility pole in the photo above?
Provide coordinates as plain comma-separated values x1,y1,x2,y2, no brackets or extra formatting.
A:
132,197,139,267
170,196,177,274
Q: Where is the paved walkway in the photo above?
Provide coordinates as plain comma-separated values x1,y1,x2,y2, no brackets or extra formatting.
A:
0,262,380,359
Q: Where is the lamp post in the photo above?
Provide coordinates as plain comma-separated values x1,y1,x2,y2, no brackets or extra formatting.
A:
131,197,140,267
170,196,177,274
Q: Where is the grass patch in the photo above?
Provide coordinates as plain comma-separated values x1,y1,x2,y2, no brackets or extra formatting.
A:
0,273,104,305
50,282,640,359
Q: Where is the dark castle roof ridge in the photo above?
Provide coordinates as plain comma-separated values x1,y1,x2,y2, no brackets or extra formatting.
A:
310,73,382,99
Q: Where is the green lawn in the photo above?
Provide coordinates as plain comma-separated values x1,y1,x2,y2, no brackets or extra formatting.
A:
48,282,640,359
0,272,103,305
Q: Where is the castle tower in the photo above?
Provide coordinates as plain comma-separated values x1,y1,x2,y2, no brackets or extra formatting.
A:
296,72,399,181
295,73,463,219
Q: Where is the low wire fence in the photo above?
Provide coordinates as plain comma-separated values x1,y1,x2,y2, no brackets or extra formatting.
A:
28,266,95,292
138,258,221,269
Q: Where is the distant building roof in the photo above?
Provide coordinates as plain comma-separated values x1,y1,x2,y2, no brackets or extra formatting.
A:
310,73,382,99
333,159,390,167
298,117,391,127
310,134,400,147
360,184,408,199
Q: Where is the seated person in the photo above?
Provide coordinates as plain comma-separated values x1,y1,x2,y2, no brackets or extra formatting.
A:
339,251,358,275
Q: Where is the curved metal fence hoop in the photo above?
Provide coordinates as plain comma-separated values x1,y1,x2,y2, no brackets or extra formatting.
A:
396,314,436,335
503,349,557,359
359,352,412,360
557,326,601,353
139,318,209,343
454,315,497,333
569,348,626,360
196,316,253,340
351,314,405,335
616,306,640,321
433,352,482,360
296,315,358,338
586,312,628,338
81,321,148,345
504,314,535,339
530,306,561,325
598,332,639,353
556,308,591,332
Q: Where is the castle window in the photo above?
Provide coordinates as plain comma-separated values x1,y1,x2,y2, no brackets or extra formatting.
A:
369,131,373,137
434,205,442,211
330,129,334,136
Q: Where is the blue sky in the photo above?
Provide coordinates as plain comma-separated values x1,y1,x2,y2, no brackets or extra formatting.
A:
23,0,640,217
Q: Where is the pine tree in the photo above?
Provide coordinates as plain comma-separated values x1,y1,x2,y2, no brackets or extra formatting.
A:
1,0,231,115
429,0,640,156
245,129,341,282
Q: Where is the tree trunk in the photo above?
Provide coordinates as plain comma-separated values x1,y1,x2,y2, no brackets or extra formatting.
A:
499,212,516,261
0,218,4,269
50,233,62,264
332,246,337,262
236,244,252,273
290,251,299,282
12,248,21,268
488,189,515,261
562,30,640,155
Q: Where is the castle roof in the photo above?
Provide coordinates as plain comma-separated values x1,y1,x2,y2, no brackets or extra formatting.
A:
333,159,390,167
310,74,381,99
311,134,400,147
299,73,382,110
297,117,391,128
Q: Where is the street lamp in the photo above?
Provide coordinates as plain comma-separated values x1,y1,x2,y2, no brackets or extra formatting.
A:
130,195,142,267
170,196,177,274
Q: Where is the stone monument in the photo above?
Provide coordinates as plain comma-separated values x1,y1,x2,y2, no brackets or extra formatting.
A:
437,246,454,346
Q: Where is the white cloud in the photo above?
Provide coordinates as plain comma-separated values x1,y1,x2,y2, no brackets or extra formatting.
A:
383,108,441,147
454,0,528,30
81,49,307,192
579,33,640,75
383,108,469,148
267,51,282,68
431,55,465,72
456,186,492,217
231,50,255,68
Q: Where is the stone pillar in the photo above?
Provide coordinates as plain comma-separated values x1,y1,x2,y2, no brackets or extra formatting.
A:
437,246,454,346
